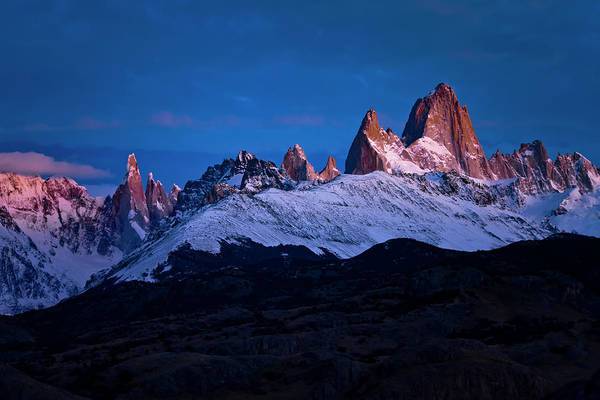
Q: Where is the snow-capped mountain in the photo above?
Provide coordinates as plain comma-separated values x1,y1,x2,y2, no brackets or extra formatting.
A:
91,170,550,284
107,154,176,252
0,154,178,313
1,82,599,313
0,173,121,313
344,83,599,221
91,83,599,284
0,206,76,315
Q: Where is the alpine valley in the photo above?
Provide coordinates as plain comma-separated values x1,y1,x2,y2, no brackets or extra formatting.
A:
1,83,599,315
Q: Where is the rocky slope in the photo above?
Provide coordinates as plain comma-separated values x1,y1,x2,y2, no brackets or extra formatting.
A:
2,234,599,399
91,171,549,284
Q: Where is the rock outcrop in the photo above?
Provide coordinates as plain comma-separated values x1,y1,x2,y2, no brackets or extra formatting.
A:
169,184,181,207
282,144,339,183
318,155,340,182
145,173,174,224
345,85,492,177
345,83,600,197
282,144,319,181
177,151,293,212
489,141,600,194
345,110,404,174
401,83,492,179
109,154,150,251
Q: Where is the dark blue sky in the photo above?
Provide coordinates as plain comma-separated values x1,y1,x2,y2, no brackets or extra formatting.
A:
1,1,599,194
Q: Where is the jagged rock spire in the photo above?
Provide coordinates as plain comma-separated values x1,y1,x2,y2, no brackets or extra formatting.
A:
345,109,403,174
170,184,181,206
145,172,174,224
123,153,149,221
110,153,150,252
401,83,492,179
489,140,600,194
318,155,340,181
282,144,319,181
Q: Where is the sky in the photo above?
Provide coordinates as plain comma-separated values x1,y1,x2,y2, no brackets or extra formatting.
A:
1,0,599,195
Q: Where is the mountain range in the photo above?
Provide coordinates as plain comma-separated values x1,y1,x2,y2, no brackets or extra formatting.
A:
0,83,599,314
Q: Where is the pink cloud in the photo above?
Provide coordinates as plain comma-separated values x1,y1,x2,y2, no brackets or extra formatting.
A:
23,117,121,132
274,115,325,126
150,111,194,128
23,123,56,132
74,117,120,130
0,152,110,179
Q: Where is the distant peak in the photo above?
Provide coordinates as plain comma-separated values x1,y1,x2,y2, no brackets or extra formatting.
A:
287,144,308,160
236,150,256,164
358,109,381,135
282,143,318,181
519,140,547,153
434,82,452,91
127,153,138,171
318,155,340,182
364,108,378,120
427,82,458,101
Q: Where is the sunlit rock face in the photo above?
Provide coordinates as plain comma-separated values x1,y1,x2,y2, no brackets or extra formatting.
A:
489,141,600,194
318,155,340,182
282,144,319,181
110,154,150,251
345,109,405,175
145,173,174,224
401,83,493,179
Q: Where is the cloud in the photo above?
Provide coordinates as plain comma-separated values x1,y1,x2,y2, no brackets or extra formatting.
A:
73,117,120,130
150,111,194,128
274,115,325,126
22,117,121,132
23,123,57,132
0,152,110,179
232,95,252,103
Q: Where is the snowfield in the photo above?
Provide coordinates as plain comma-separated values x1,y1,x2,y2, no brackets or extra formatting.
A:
96,172,550,283
522,188,600,237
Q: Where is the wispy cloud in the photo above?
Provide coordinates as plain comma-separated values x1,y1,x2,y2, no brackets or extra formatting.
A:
22,117,121,132
274,114,325,127
23,123,57,132
74,116,120,130
232,95,252,103
150,111,194,128
0,152,110,179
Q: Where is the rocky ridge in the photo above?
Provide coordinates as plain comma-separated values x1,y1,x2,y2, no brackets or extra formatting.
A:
282,144,340,182
1,82,599,314
345,83,600,198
